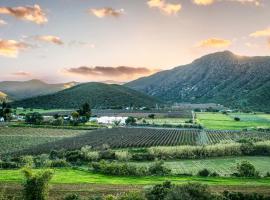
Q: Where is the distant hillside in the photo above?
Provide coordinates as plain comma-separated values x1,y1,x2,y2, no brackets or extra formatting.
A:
0,79,77,100
12,82,161,109
127,51,270,112
0,91,9,102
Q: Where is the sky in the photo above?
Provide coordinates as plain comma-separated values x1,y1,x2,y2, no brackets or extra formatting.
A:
0,0,270,83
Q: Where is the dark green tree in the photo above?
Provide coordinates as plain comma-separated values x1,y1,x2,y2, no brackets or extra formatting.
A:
25,112,44,125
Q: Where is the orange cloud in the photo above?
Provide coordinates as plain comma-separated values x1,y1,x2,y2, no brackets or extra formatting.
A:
65,66,160,81
193,0,261,6
147,0,181,15
0,19,7,26
0,39,29,58
35,35,64,45
0,4,47,24
197,38,232,48
250,28,270,38
90,7,124,18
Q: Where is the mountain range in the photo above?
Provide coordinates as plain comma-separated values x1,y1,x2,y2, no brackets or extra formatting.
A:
126,51,270,112
12,82,160,109
0,79,77,100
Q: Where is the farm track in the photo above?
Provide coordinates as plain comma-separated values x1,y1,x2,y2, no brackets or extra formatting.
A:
12,127,270,155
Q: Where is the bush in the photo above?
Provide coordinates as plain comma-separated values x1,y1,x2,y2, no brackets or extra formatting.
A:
125,117,136,125
197,169,210,177
234,161,259,177
99,150,116,160
22,168,53,200
145,181,172,200
165,183,218,200
25,112,44,125
64,194,82,200
148,160,171,175
91,160,148,176
234,117,240,121
131,153,155,161
115,151,132,161
0,161,19,169
223,190,269,200
118,192,145,200
209,172,220,177
50,159,69,168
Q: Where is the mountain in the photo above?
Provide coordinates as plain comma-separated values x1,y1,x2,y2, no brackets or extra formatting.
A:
126,51,270,112
0,79,77,100
12,82,161,109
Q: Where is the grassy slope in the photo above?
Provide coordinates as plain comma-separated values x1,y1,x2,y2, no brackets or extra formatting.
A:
1,168,270,186
12,82,161,109
197,112,270,130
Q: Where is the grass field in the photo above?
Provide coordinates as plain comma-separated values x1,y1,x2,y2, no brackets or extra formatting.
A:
138,118,190,125
1,168,270,186
197,112,270,130
14,108,72,115
130,156,270,176
0,127,88,154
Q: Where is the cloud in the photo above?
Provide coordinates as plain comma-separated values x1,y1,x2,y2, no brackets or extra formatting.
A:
11,71,32,76
90,7,124,18
0,4,47,24
193,0,261,6
35,35,64,45
0,19,7,26
65,66,160,80
147,0,181,15
68,40,95,48
0,39,29,57
250,28,270,38
197,38,232,48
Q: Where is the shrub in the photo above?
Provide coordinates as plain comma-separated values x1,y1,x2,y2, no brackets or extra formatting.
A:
125,117,136,125
91,160,148,176
165,183,218,200
197,169,210,177
25,112,44,125
148,160,171,176
234,161,259,177
115,151,132,161
0,161,19,169
234,117,240,121
145,181,172,200
22,168,53,200
131,153,155,161
20,156,34,168
209,172,220,177
148,114,155,119
34,154,52,168
99,150,116,160
223,191,269,200
64,194,82,200
50,159,69,168
118,192,145,200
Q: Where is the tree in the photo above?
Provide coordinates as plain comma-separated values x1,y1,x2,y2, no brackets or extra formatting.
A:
146,181,172,200
64,194,82,200
78,103,91,122
148,114,155,119
22,168,53,200
125,116,136,125
71,111,80,126
197,169,210,177
0,102,12,121
25,112,44,125
235,161,259,177
234,117,240,121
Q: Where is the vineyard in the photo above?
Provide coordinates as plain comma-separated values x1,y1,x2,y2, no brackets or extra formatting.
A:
0,127,88,154
13,127,270,155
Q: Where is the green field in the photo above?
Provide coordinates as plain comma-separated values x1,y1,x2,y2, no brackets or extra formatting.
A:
1,168,270,186
138,118,190,125
130,156,270,176
14,108,72,115
197,112,270,130
0,127,88,154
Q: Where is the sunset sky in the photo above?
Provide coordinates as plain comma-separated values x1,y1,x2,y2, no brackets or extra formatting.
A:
0,0,270,83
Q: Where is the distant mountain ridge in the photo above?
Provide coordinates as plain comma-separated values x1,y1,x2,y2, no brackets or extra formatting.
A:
126,51,270,112
12,82,161,109
0,79,77,100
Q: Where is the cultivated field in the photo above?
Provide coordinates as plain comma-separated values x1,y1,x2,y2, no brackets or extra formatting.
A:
11,127,270,155
0,127,88,154
130,156,270,176
197,112,270,130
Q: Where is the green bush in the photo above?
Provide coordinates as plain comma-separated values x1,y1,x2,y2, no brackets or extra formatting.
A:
148,161,171,176
64,194,82,200
145,181,172,200
234,161,259,177
22,168,53,200
197,169,210,177
118,192,145,200
50,159,69,168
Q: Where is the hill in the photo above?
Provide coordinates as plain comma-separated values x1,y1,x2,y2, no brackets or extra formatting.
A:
12,82,161,109
0,79,77,100
126,51,270,112
0,91,9,102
